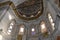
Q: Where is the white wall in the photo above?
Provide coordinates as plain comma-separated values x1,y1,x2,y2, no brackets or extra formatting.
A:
0,8,15,33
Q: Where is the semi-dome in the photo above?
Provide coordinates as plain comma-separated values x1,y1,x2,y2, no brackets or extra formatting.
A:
16,0,43,20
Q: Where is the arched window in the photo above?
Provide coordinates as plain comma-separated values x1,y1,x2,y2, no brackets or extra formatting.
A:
40,21,47,33
48,13,55,31
19,24,24,35
40,21,49,37
31,28,35,35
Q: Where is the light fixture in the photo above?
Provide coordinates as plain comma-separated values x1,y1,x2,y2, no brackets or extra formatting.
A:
31,28,35,35
0,35,2,40
32,28,35,32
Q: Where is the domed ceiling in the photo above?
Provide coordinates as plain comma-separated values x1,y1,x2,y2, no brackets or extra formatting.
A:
16,0,43,20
